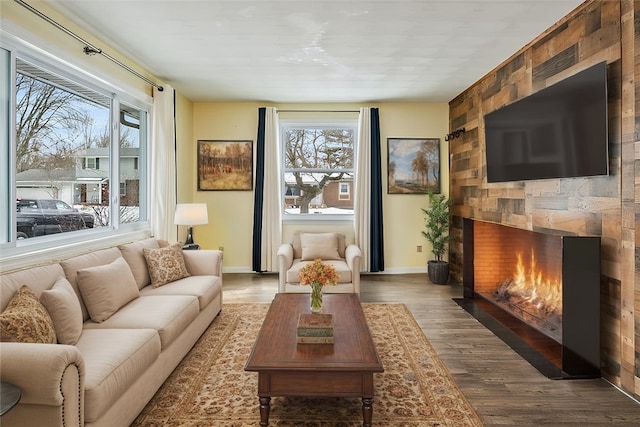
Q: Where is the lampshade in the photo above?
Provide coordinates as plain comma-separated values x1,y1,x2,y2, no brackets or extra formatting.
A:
174,203,208,226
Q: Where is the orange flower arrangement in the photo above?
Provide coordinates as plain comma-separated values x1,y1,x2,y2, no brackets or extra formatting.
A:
298,259,339,313
298,258,339,287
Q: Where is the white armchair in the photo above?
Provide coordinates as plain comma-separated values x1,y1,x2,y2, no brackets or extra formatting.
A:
277,232,362,295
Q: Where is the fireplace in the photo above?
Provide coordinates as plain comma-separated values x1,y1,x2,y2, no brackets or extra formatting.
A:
460,219,601,379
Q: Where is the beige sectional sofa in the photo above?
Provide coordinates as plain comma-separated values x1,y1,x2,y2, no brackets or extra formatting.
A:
0,238,223,427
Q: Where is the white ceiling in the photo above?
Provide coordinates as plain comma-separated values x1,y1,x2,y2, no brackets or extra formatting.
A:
44,0,584,103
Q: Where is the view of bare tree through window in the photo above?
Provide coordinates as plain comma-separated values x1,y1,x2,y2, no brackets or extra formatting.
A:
14,62,145,239
16,73,91,175
282,124,355,215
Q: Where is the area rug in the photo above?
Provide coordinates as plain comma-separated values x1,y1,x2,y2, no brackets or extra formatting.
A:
131,303,482,426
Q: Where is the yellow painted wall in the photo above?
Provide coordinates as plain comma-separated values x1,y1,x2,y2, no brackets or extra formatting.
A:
189,102,449,273
380,103,450,273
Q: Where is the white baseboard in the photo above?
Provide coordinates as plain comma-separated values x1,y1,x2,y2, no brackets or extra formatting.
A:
374,267,427,274
222,266,428,274
222,266,260,274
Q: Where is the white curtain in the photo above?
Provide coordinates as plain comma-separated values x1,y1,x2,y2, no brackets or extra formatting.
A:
261,107,281,271
355,107,371,272
150,85,177,242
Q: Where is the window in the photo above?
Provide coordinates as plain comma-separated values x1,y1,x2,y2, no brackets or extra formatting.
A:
2,40,150,251
119,105,146,224
280,119,356,218
0,47,10,244
339,182,350,200
83,157,100,169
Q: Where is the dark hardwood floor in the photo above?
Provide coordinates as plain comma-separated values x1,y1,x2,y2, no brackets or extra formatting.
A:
223,272,640,426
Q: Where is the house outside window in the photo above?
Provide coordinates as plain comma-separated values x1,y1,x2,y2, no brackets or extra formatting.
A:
2,41,150,250
280,119,356,219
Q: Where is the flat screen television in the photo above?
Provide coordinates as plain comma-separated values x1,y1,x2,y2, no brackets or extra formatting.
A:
484,61,609,183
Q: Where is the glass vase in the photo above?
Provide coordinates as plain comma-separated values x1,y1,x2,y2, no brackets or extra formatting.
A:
310,282,323,313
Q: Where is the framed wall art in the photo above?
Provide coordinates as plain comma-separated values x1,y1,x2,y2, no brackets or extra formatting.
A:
387,137,441,194
197,140,253,191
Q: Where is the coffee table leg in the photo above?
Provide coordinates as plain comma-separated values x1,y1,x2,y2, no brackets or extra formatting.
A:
259,396,271,426
362,397,373,426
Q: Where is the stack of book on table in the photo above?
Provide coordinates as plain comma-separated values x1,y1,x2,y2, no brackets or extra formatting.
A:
296,313,334,344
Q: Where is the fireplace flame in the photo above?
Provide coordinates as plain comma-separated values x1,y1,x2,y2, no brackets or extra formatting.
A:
497,251,562,317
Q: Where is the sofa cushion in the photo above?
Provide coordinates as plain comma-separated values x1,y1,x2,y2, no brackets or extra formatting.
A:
118,238,160,289
60,247,123,320
142,242,190,288
292,232,346,259
300,232,341,260
0,285,56,343
286,259,352,284
0,263,65,312
40,276,83,345
77,257,140,322
75,328,161,423
83,295,199,349
140,275,222,310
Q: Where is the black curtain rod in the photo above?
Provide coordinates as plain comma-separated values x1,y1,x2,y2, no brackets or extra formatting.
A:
14,0,164,92
277,109,360,113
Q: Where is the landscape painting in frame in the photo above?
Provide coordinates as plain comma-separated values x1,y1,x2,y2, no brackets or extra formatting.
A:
197,140,253,191
387,137,440,194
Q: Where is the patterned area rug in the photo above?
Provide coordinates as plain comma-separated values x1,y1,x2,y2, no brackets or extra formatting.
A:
131,303,482,426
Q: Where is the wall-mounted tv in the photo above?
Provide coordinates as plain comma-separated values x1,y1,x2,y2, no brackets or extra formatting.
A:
484,61,609,183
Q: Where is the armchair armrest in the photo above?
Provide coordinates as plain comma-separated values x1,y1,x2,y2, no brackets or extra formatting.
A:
1,342,84,425
345,244,362,295
277,244,294,293
183,250,224,281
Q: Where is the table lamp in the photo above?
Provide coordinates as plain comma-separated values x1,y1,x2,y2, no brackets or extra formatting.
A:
174,203,208,246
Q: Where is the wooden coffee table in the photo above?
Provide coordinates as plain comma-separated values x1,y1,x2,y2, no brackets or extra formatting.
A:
245,293,384,426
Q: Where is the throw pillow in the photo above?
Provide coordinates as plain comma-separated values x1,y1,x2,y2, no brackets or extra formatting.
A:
118,238,160,289
300,233,341,260
40,276,83,345
0,285,56,343
77,257,140,322
142,242,190,288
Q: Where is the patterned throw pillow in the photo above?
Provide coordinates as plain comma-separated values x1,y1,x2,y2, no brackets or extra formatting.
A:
0,285,57,343
142,242,190,288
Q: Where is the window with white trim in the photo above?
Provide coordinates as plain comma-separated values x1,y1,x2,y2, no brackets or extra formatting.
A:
2,40,150,248
280,119,356,218
83,157,100,169
339,182,350,200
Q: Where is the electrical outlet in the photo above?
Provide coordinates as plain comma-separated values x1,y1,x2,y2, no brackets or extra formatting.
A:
417,245,422,253
218,246,224,251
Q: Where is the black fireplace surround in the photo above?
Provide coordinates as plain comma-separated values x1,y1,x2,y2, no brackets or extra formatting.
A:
459,218,601,379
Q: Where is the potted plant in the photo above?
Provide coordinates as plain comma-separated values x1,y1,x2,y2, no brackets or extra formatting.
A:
421,192,452,284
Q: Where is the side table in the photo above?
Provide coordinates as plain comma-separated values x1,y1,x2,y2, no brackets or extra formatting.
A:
1,381,21,416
